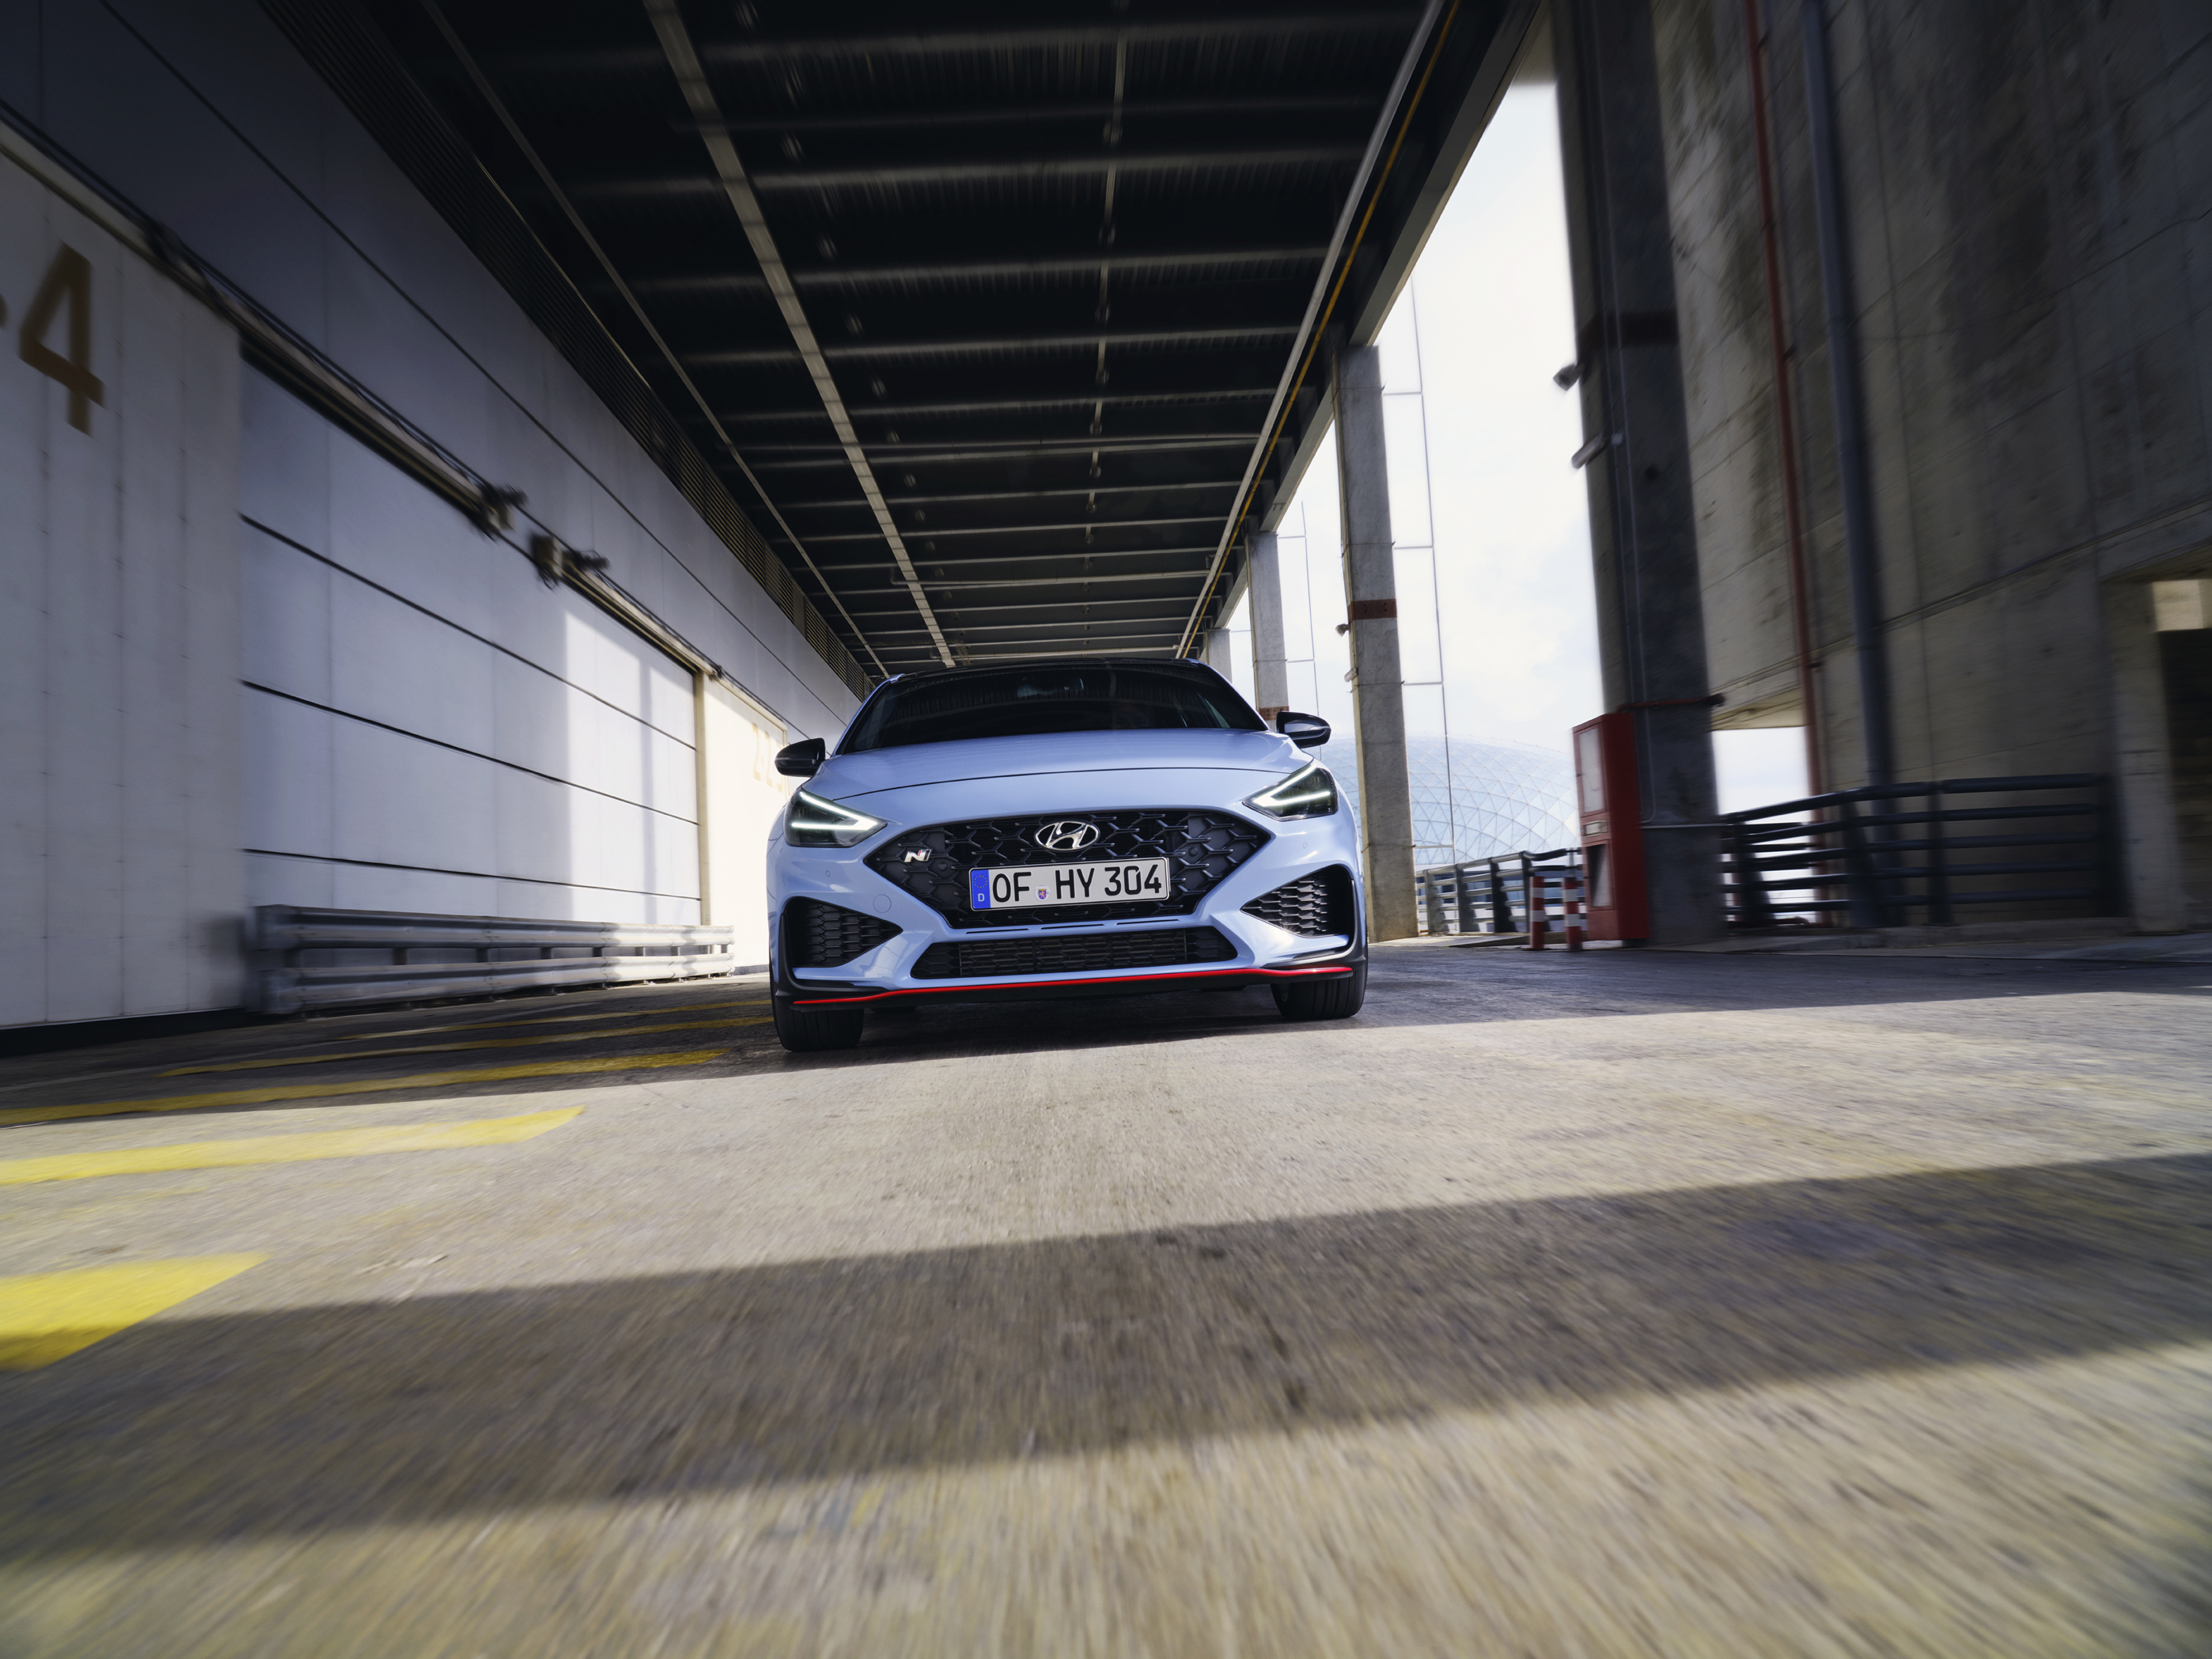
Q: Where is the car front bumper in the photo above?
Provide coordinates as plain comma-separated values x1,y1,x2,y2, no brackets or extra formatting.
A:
767,786,1365,1013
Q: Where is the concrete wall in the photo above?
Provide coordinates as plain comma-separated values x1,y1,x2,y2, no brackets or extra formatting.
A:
0,138,243,1026
1650,0,2212,918
1654,0,2212,775
1649,0,1805,737
0,0,862,1023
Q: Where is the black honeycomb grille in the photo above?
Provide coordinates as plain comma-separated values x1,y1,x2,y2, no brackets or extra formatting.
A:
865,809,1271,928
786,898,900,967
911,927,1238,980
1241,865,1357,937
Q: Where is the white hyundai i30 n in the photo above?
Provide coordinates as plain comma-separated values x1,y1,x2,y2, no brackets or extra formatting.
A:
766,657,1367,1051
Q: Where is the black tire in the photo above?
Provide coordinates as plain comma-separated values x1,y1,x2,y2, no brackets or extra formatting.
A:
773,999,866,1051
1271,968,1366,1021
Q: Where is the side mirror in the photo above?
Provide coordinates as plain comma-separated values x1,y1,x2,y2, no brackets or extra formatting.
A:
775,737,826,777
1277,712,1331,750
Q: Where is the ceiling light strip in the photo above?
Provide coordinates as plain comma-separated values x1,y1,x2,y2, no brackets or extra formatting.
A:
416,0,887,682
645,0,955,669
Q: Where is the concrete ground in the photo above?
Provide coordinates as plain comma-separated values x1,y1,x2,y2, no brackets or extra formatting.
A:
1,944,2208,1658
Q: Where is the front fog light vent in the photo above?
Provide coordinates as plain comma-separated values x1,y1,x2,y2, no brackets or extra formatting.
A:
1241,866,1355,937
788,899,899,967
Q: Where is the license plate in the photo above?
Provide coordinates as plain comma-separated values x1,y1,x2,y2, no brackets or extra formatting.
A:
968,858,1169,909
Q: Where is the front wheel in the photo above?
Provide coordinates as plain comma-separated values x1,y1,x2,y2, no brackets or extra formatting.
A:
774,999,866,1051
1271,968,1365,1021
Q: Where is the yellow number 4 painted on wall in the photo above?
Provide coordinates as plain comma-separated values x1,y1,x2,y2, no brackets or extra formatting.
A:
15,243,105,433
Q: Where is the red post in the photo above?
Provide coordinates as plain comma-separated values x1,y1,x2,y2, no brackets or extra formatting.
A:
1564,869,1585,951
1573,713,1651,941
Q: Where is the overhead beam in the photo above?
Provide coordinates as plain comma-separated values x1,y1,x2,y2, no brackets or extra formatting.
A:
747,146,1365,192
922,570,1213,590
801,515,1224,544
612,246,1327,296
742,436,1259,467
722,390,1274,424
812,545,1222,572
847,594,1199,619
959,645,1184,660
779,481,1238,512
684,93,1378,135
645,0,955,667
862,624,1186,642
681,323,1297,369
487,15,1421,77
562,146,1364,200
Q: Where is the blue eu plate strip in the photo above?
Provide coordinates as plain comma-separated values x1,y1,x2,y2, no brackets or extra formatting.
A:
968,869,992,910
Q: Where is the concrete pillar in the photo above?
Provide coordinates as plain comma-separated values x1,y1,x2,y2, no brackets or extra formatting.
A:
1334,343,1419,941
1554,0,1723,945
2106,578,2187,931
1203,624,1234,677
1248,532,1290,719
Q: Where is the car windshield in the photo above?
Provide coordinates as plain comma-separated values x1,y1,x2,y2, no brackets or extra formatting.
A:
840,664,1267,752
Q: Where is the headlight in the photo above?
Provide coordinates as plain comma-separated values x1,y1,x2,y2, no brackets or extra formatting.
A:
784,789,888,847
1244,759,1338,820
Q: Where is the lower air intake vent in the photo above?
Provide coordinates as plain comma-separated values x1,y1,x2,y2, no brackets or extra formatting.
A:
1241,866,1356,937
911,927,1237,980
787,899,900,967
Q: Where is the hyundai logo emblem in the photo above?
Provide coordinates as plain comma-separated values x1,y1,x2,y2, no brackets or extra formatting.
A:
1033,820,1101,852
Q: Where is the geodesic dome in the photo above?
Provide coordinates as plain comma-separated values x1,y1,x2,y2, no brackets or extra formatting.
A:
1316,736,1578,865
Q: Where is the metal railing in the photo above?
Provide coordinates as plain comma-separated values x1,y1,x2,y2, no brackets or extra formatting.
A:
1723,775,2117,930
1415,847,1584,937
252,905,740,1014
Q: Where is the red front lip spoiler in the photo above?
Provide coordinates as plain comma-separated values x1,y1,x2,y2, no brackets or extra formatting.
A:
792,964,1355,1006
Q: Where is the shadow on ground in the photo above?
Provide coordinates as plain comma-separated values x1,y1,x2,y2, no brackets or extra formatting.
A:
6,1150,2207,1558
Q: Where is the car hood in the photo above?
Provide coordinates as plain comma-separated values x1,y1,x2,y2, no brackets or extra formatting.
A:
817,728,1306,800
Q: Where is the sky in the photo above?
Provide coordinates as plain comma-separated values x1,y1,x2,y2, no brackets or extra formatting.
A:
1229,82,1811,816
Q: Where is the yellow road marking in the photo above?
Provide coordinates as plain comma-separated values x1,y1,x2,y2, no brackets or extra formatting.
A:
0,1256,265,1369
165,1017,771,1075
0,1108,583,1186
0,1051,729,1130
347,999,770,1040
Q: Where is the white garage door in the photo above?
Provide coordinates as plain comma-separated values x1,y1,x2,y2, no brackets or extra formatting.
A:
238,367,705,926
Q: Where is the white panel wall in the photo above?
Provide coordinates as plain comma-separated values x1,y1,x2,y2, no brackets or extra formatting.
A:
698,680,794,966
20,0,861,745
1,0,869,1022
0,142,242,1026
240,375,703,923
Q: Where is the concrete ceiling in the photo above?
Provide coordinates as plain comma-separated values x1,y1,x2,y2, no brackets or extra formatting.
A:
324,0,1536,679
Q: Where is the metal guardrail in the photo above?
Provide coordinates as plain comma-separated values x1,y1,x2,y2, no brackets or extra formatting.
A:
1723,775,2118,930
252,905,740,1014
1415,847,1584,937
